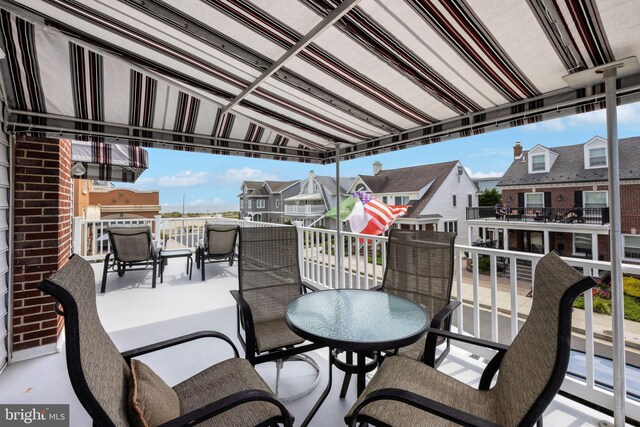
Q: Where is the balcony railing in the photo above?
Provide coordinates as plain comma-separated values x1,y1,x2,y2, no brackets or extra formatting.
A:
467,206,610,225
74,217,640,421
284,205,325,215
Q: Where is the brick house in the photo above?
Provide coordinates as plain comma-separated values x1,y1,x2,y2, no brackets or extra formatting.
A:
239,180,300,223
466,137,640,264
74,180,160,220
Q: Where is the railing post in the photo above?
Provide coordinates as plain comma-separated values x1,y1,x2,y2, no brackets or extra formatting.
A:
154,215,162,243
293,220,304,280
72,216,83,256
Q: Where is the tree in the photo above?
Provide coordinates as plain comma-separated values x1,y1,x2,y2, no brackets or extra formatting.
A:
478,188,502,206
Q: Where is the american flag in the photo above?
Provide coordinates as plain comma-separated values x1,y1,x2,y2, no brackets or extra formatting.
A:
350,192,410,235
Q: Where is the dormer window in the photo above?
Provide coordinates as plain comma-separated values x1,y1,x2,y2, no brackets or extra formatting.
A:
584,136,607,169
589,147,606,167
531,154,545,172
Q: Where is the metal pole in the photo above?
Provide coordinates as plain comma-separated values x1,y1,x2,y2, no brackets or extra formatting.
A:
335,142,343,289
604,66,626,426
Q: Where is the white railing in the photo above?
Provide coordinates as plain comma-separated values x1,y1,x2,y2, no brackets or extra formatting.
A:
73,216,275,260
75,217,639,420
296,225,640,421
284,205,325,215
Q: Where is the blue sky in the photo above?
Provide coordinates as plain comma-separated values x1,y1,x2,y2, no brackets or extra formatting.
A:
118,102,640,213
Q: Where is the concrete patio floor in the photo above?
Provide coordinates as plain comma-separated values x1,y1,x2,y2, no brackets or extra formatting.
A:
0,258,619,426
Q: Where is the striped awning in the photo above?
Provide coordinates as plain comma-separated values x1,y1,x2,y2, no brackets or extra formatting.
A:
71,139,148,183
1,1,640,164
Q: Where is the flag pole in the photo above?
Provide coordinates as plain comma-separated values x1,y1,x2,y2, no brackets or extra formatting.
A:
335,141,343,289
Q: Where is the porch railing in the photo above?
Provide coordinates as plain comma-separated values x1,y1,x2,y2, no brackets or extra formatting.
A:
467,206,610,225
74,217,639,420
284,205,325,215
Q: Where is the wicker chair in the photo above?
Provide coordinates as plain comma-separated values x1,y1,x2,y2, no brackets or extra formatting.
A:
379,229,458,366
39,255,293,427
101,225,159,293
196,224,239,281
346,251,596,427
230,226,324,399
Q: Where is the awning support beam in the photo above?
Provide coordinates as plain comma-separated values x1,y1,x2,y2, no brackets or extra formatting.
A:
335,141,343,289
604,65,626,427
219,0,361,116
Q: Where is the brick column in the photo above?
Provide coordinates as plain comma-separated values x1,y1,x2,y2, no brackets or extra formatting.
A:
12,137,72,359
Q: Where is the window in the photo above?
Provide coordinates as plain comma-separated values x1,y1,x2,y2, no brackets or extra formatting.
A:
394,196,409,205
589,147,607,167
531,154,546,172
248,199,252,209
452,195,457,207
468,194,473,207
525,193,543,209
275,199,280,209
574,233,592,255
355,183,366,192
624,235,640,260
382,196,387,204
584,191,607,208
444,220,458,234
257,199,265,209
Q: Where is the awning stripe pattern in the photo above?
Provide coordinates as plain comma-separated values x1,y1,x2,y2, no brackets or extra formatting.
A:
0,0,639,164
71,139,148,183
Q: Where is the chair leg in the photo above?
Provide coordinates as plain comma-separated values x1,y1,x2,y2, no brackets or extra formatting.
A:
152,259,157,289
537,417,543,427
100,253,111,293
201,256,205,281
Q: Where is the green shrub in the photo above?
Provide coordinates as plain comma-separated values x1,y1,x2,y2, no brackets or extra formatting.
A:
623,276,640,298
592,297,612,315
477,256,490,272
624,295,640,322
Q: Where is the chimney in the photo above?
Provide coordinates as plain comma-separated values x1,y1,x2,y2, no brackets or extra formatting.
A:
373,161,382,175
513,142,523,159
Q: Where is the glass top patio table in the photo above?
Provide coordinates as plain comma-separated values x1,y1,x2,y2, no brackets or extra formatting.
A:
285,289,429,353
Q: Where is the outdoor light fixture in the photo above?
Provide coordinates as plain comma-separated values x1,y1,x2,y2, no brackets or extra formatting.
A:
71,162,86,177
558,194,564,202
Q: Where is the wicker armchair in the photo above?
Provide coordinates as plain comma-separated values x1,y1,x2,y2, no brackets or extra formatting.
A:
39,255,293,427
101,225,159,293
196,224,239,281
346,251,596,427
230,226,324,399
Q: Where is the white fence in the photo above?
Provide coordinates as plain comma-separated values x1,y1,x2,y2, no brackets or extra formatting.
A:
74,217,640,420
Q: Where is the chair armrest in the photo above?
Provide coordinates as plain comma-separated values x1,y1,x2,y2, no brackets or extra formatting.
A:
301,280,321,293
158,389,292,427
197,239,205,249
430,301,461,329
348,388,500,427
426,328,508,352
424,328,508,368
121,331,239,361
230,290,256,354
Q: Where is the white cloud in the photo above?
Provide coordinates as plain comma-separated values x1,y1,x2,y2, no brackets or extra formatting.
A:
156,170,210,187
216,167,279,185
524,102,640,132
465,167,502,179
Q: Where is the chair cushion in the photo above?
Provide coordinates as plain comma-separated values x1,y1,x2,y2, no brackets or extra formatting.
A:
346,356,498,427
254,318,305,352
128,359,181,427
173,358,286,427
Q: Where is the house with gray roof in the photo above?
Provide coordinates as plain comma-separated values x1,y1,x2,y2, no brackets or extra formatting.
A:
284,170,356,227
349,160,478,242
467,137,640,265
239,179,300,223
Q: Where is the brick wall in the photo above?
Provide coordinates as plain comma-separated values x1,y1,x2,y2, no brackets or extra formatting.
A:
12,137,71,354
